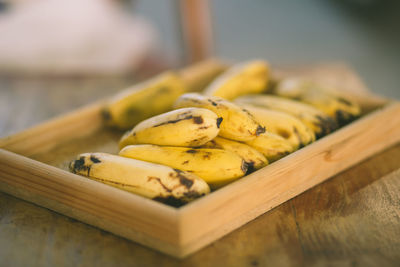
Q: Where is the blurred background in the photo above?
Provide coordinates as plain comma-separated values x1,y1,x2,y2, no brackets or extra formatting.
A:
1,0,399,136
136,0,400,98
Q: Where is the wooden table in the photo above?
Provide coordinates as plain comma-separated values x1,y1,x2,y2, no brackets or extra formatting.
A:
0,76,399,267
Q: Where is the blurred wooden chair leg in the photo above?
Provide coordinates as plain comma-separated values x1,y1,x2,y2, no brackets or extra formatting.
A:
179,0,214,64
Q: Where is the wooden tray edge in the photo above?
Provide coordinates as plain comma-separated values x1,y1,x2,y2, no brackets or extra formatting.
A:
176,101,400,257
0,148,184,257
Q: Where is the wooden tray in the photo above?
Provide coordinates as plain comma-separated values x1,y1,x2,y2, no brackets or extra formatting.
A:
1,60,399,258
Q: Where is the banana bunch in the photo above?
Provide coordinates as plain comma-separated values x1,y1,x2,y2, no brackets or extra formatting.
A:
120,145,247,189
102,71,186,130
235,95,338,138
69,59,364,206
119,107,222,149
273,78,361,126
201,137,268,172
174,93,266,142
241,105,315,149
70,153,210,205
117,105,257,189
203,60,270,100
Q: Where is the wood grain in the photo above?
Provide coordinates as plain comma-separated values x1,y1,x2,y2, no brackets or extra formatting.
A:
1,62,400,265
1,145,399,266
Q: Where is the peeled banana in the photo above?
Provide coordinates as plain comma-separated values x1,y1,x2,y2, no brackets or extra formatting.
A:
235,94,338,138
241,105,315,149
203,60,270,100
102,72,186,130
69,153,210,205
119,107,221,149
274,78,361,126
119,145,247,189
201,136,268,172
174,93,266,142
245,132,294,162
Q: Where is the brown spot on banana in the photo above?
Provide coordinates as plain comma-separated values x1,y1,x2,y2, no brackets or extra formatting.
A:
336,97,353,106
192,116,204,124
314,115,338,138
202,152,212,160
198,125,211,130
70,157,94,176
152,115,195,127
186,149,197,154
208,99,218,106
191,136,209,144
256,125,266,135
90,155,101,163
242,108,255,118
216,117,223,128
241,160,249,174
335,110,357,126
173,169,194,189
184,190,206,198
69,156,86,174
245,160,255,174
147,176,172,193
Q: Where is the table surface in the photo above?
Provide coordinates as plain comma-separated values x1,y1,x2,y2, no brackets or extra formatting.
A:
0,76,399,267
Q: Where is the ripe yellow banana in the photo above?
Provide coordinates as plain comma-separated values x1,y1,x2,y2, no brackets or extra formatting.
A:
174,93,266,142
245,132,294,162
203,60,270,100
201,136,268,172
119,107,221,149
102,71,186,130
235,94,338,138
274,78,361,126
69,153,210,205
119,145,247,189
241,105,315,149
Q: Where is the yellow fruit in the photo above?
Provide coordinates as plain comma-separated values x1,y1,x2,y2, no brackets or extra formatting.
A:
245,132,294,162
174,93,266,142
203,60,270,100
69,153,210,205
102,72,186,130
119,107,221,149
120,145,247,189
201,136,268,172
274,78,361,126
241,105,315,150
235,94,338,138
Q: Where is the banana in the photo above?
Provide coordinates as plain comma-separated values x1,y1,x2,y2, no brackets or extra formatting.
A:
201,136,268,173
102,72,186,130
119,145,247,189
119,107,221,149
179,58,228,92
241,105,315,149
274,78,361,126
69,153,210,205
174,93,266,142
235,94,338,138
203,60,270,100
245,132,294,162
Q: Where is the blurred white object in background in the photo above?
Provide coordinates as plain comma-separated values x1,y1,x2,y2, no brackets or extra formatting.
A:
0,0,156,75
